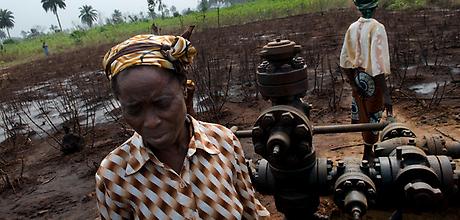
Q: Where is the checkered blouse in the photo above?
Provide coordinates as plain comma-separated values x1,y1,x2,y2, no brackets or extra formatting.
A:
95,117,269,220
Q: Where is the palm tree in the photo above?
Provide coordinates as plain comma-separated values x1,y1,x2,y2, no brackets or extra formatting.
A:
79,5,98,27
147,0,163,16
0,9,14,38
41,0,66,32
0,29,6,40
111,9,124,24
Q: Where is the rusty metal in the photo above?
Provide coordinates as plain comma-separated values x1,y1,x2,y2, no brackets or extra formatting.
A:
380,123,416,141
374,134,460,159
240,38,460,219
252,105,313,169
372,145,456,210
259,39,302,62
333,159,377,220
256,39,308,103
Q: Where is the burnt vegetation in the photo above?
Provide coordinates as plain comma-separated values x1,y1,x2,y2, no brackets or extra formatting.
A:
0,8,459,218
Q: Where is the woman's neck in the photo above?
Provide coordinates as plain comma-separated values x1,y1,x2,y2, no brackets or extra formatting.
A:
151,121,191,173
360,9,375,19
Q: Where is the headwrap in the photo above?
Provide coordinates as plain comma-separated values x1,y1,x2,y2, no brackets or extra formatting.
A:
353,0,378,10
102,34,197,80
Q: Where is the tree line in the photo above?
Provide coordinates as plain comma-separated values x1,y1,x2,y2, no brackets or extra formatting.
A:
1,0,250,41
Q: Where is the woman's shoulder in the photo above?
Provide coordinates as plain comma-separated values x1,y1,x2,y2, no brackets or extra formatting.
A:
194,119,235,139
97,134,138,173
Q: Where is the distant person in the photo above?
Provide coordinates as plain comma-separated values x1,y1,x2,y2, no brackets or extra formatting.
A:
339,0,393,161
96,30,269,219
42,41,49,56
150,22,160,35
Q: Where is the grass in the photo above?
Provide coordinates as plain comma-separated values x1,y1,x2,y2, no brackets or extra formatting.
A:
1,0,458,67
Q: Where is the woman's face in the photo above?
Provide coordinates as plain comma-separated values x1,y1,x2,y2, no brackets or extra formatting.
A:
116,66,187,150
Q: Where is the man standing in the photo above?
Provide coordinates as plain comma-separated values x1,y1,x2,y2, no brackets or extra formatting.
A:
340,0,393,161
42,41,49,56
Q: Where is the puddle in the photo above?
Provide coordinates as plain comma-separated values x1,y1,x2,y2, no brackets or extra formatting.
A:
258,33,277,40
451,66,460,75
409,82,447,95
0,71,118,143
0,96,119,143
399,64,460,75
400,65,418,70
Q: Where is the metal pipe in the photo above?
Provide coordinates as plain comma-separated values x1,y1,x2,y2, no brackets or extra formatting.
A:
234,130,253,138
446,142,460,159
233,122,390,138
312,122,389,135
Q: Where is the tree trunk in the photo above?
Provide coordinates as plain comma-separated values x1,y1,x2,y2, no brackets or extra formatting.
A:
217,7,220,28
55,11,63,31
6,28,10,39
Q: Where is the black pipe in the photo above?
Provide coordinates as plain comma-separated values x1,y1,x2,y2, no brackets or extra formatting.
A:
233,122,390,138
312,122,390,135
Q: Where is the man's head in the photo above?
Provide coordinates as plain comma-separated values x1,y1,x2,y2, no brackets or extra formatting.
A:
353,0,378,18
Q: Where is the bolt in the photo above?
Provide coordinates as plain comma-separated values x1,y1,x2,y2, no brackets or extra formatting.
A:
376,175,382,180
252,126,262,138
357,181,366,188
337,160,345,174
272,145,281,156
261,113,275,128
391,130,399,136
292,57,305,68
375,163,381,171
294,124,309,137
451,162,456,170
402,130,412,137
344,180,352,188
257,61,270,72
327,158,333,165
338,160,345,167
281,112,295,124
352,209,361,220
298,142,310,155
442,148,448,154
335,188,343,194
361,160,369,168
368,188,376,196
408,139,416,145
254,143,264,155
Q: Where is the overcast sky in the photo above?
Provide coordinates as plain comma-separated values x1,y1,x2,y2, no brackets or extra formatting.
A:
1,0,198,37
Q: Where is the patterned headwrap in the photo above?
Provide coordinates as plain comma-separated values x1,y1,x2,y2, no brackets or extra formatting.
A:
102,34,197,81
353,0,378,10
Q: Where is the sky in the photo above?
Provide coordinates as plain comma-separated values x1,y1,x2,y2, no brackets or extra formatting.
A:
0,0,198,37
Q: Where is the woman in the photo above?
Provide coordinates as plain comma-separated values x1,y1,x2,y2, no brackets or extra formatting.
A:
339,0,393,161
95,33,269,219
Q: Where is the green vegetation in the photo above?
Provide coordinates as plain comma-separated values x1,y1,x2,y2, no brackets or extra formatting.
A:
1,0,459,67
0,9,15,39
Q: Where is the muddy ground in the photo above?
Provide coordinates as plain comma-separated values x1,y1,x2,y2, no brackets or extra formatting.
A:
1,8,460,220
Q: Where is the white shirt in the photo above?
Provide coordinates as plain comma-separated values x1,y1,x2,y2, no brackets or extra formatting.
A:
340,17,391,77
